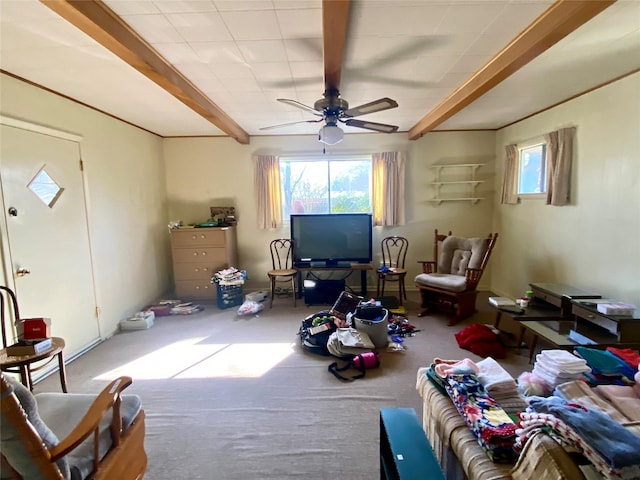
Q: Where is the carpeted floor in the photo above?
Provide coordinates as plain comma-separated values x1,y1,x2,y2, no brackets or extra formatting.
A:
34,291,534,480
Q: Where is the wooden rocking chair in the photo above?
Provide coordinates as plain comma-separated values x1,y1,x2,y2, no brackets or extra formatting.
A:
415,230,498,325
0,372,146,479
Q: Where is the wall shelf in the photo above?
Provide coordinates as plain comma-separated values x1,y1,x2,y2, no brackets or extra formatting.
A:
429,163,486,205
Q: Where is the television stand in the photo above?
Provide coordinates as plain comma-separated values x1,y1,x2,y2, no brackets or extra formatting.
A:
295,263,373,298
325,261,351,268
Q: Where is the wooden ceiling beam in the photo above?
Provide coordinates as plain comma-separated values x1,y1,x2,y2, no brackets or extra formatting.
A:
40,0,250,144
408,0,616,140
322,0,350,93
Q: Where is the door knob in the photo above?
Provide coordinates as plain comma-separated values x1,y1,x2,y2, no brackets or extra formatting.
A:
16,267,31,277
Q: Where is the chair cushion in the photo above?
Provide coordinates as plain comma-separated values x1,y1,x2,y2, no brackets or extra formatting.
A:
438,236,488,274
0,375,70,479
415,273,468,292
35,392,142,480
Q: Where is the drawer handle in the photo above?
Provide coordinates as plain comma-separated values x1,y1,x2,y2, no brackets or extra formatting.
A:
588,314,594,319
193,252,198,256
195,286,200,290
195,268,199,272
191,235,196,239
200,235,206,239
202,252,207,256
203,268,209,272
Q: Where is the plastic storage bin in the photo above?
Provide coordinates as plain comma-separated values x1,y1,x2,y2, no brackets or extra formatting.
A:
216,283,244,309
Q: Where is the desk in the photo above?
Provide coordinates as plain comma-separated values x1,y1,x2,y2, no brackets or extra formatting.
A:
295,263,372,298
0,337,67,392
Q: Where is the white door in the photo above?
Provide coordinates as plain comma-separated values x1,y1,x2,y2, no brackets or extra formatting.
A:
1,123,100,365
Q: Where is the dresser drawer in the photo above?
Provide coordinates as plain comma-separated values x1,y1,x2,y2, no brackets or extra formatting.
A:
173,263,215,281
175,280,215,299
572,304,619,335
171,229,226,247
532,289,562,308
172,247,228,265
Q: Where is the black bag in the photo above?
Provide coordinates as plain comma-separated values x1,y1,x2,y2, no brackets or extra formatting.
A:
298,310,337,356
328,352,381,381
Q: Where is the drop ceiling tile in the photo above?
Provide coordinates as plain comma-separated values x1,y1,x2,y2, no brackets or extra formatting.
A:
104,1,160,15
436,3,507,34
190,41,245,63
213,0,276,12
448,55,492,74
251,62,292,82
153,42,200,64
152,0,218,14
275,8,321,39
283,38,322,62
120,14,184,43
165,11,233,42
237,40,288,62
220,10,282,41
208,61,255,78
218,76,261,92
289,61,323,80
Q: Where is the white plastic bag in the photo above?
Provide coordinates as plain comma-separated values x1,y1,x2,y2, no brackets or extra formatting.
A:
237,300,264,316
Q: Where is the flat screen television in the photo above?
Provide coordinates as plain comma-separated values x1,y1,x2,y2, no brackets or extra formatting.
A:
290,213,373,267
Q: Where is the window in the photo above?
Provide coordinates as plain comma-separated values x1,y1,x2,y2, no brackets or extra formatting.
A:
279,156,372,218
518,143,547,195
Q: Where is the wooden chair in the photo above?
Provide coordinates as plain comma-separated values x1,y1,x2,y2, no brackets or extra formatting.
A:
0,286,68,392
0,372,146,479
267,239,297,308
415,230,498,325
376,236,409,305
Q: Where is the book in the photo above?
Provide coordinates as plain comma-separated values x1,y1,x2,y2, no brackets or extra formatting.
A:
6,338,53,356
488,296,516,307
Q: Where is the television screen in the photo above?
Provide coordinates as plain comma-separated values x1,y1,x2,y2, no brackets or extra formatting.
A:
290,213,373,267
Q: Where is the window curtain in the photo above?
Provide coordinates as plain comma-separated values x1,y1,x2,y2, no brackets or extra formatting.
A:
372,151,406,226
500,144,519,205
544,127,575,206
253,155,282,229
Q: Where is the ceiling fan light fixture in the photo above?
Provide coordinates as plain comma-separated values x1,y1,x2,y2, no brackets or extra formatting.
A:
318,124,344,145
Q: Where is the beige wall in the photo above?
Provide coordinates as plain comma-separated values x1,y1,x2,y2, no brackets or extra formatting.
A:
492,72,640,306
163,131,497,292
0,74,171,337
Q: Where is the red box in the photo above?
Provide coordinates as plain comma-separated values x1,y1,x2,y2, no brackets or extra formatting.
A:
16,317,52,340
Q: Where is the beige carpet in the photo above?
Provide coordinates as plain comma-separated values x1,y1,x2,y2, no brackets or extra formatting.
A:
34,291,534,479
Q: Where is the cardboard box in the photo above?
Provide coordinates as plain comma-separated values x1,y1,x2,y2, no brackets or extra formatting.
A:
6,338,53,356
16,317,52,340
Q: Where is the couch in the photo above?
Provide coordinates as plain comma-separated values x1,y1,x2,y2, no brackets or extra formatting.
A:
416,368,586,480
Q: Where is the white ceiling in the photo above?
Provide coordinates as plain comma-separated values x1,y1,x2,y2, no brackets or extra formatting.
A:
1,0,639,140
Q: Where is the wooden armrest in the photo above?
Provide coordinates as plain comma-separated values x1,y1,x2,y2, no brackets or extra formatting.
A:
50,376,133,461
464,268,483,289
417,261,436,274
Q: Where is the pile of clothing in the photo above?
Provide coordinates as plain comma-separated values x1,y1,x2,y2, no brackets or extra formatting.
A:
454,323,506,359
516,396,640,479
426,357,526,463
574,346,638,385
529,349,591,393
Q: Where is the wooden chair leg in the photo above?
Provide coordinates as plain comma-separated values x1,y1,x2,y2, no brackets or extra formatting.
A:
376,275,381,297
269,277,275,308
290,277,296,307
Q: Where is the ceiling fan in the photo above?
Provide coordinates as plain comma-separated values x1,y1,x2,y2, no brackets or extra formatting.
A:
259,0,399,145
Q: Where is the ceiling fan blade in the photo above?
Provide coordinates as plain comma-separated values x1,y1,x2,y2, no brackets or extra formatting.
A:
277,99,323,116
322,0,350,92
343,119,398,133
342,98,398,118
259,119,324,131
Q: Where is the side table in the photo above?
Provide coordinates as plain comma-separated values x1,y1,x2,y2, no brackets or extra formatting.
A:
0,337,67,392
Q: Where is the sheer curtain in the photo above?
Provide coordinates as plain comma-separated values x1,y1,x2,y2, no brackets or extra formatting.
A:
545,127,575,206
253,155,282,229
501,144,519,205
372,151,406,226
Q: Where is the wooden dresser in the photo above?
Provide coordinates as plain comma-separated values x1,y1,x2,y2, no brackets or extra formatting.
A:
170,227,238,299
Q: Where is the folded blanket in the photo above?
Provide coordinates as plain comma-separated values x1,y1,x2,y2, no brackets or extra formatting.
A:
517,410,640,480
606,347,640,369
574,346,637,380
593,384,640,422
476,357,517,392
554,379,631,423
444,373,517,463
527,395,640,469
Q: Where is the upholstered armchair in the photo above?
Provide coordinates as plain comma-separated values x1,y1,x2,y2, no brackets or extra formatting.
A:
415,230,498,325
0,373,146,480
